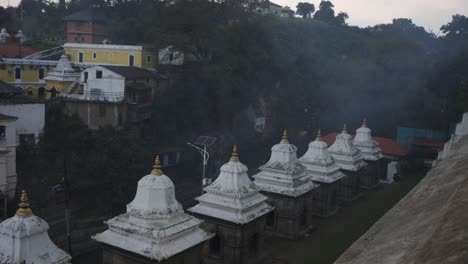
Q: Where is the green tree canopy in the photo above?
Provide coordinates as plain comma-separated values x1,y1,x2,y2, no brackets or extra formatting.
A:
296,2,315,19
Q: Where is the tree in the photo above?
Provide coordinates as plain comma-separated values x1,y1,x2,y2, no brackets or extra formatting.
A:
314,1,335,24
296,2,315,19
441,14,468,39
334,11,348,26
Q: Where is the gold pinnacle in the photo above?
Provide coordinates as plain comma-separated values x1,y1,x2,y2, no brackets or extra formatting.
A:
16,190,33,217
316,129,321,140
363,118,367,127
151,155,163,176
281,129,289,144
230,145,239,162
342,123,347,133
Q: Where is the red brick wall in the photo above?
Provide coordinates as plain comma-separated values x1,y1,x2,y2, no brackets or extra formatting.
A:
66,21,108,44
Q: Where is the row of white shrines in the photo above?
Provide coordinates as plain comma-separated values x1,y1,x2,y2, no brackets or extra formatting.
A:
0,120,387,264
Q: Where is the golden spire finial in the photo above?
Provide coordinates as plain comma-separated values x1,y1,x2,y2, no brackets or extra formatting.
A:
151,155,163,176
16,190,33,217
342,123,347,133
230,145,239,162
316,129,321,140
280,129,289,144
362,118,367,127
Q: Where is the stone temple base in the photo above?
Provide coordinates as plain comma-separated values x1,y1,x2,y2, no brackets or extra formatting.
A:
310,180,340,218
101,242,204,264
360,161,379,190
190,214,268,264
261,191,314,240
337,170,362,204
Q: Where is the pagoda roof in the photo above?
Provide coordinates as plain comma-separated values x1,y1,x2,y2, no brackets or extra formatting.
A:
253,131,318,197
328,128,367,172
352,121,384,161
189,147,274,224
0,191,71,264
93,156,213,261
298,132,346,183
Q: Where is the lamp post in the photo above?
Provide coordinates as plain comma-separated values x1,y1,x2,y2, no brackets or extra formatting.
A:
187,142,210,195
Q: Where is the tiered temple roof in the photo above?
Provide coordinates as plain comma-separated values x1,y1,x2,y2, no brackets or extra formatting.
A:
298,130,346,183
352,119,384,161
328,125,367,172
253,130,318,197
188,146,274,224
44,55,80,82
93,156,213,261
0,191,71,264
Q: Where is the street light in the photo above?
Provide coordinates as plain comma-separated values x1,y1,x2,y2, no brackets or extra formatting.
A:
187,136,216,195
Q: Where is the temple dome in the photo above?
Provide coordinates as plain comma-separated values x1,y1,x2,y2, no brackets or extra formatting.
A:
93,156,213,261
299,131,346,183
189,146,274,224
253,130,318,197
328,125,367,171
44,55,80,83
352,119,384,161
0,191,71,264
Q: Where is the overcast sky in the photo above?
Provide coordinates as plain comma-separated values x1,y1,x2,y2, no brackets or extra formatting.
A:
1,0,467,33
276,0,468,32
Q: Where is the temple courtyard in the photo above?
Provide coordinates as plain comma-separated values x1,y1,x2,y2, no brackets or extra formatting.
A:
263,170,426,264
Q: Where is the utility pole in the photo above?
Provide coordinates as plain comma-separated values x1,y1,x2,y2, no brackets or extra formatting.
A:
63,157,72,256
187,136,216,195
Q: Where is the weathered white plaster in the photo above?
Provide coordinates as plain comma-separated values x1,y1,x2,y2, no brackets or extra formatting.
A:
298,135,346,184
352,122,384,161
0,207,71,263
93,166,213,261
328,129,367,172
0,104,44,145
253,133,318,197
189,149,274,224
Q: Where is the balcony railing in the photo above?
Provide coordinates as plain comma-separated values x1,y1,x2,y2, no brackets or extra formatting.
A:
64,90,125,102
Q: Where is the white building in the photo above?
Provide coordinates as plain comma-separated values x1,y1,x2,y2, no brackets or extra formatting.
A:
189,146,273,224
254,130,317,197
299,130,346,184
0,95,45,145
0,190,72,263
253,130,318,239
299,130,345,217
353,119,384,161
328,125,367,201
353,119,385,187
93,156,213,262
329,125,367,172
0,113,17,199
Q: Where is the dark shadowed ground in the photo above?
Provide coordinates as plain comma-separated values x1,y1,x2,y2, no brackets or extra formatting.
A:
263,171,426,264
73,171,425,264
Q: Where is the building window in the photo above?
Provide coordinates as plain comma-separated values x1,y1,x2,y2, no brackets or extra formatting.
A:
79,52,84,63
96,70,103,79
93,52,97,60
75,23,82,32
147,55,151,63
99,104,106,117
38,87,45,99
0,126,5,139
15,68,21,80
38,68,45,80
84,72,88,82
129,55,134,66
19,134,35,145
27,90,33,96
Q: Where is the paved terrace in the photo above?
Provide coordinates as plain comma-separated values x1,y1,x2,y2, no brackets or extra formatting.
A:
334,135,468,264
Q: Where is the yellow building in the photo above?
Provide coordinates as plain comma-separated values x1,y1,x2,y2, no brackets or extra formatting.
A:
0,59,55,98
64,43,157,69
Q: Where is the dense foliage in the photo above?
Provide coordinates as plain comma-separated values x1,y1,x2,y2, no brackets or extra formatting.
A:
6,0,468,198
